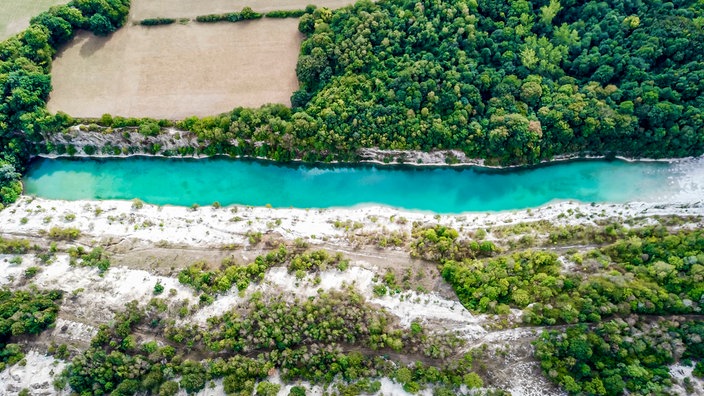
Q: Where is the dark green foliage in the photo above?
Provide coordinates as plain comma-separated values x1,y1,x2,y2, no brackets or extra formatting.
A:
88,13,114,36
535,318,703,395
694,362,704,378
195,7,262,23
153,281,164,295
265,10,307,18
0,288,63,370
288,0,704,164
139,18,176,26
288,385,307,396
0,161,22,208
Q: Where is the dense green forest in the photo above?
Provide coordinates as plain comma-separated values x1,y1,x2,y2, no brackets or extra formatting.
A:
3,0,704,205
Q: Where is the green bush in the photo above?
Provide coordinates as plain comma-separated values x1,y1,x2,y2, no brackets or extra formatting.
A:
265,10,306,18
48,227,81,240
139,18,176,26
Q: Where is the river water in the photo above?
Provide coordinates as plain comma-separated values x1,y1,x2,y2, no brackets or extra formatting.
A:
23,156,704,213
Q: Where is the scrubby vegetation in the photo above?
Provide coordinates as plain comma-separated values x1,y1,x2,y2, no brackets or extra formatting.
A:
177,247,349,299
403,221,704,394
60,292,482,395
0,288,63,371
427,225,704,324
67,246,110,274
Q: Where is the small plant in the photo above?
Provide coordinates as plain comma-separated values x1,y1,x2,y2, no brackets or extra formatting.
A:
246,231,262,245
9,256,22,265
64,213,76,222
24,266,40,278
153,281,165,295
373,284,387,297
48,227,81,240
19,217,28,224
132,198,144,209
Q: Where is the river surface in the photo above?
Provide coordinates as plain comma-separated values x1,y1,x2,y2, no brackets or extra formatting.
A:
23,156,704,212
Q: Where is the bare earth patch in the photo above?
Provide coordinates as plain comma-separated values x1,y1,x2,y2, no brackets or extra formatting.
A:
129,0,358,21
0,0,68,40
47,19,301,119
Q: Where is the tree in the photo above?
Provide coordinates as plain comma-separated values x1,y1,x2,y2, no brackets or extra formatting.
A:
88,13,115,36
255,381,281,396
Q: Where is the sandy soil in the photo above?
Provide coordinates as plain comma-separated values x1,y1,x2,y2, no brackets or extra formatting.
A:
47,19,301,119
130,0,358,21
4,196,703,250
0,0,68,40
0,350,66,395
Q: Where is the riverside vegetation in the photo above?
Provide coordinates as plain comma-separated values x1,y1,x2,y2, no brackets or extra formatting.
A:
2,0,704,205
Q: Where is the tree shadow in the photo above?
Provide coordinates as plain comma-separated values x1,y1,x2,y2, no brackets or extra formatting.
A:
78,34,109,58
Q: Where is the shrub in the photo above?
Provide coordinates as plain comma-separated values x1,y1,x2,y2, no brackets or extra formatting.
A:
266,10,306,18
48,227,81,240
139,18,176,26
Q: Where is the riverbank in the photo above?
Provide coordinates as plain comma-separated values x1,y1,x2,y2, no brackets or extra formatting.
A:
3,196,703,250
41,126,702,168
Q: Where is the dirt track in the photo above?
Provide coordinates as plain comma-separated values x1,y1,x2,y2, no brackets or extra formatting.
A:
47,19,302,119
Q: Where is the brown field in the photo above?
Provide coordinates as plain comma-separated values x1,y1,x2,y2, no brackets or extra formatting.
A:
130,0,357,20
0,0,68,40
47,19,302,119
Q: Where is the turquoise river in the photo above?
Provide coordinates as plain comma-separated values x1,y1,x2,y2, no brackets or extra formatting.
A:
23,156,704,213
